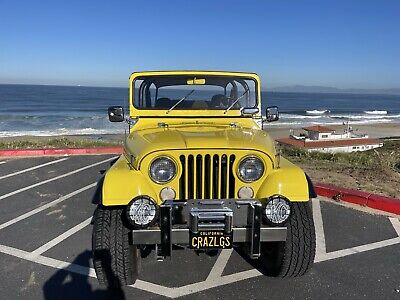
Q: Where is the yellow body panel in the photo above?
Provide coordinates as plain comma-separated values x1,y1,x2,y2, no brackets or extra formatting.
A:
102,71,311,206
256,158,309,201
103,156,159,205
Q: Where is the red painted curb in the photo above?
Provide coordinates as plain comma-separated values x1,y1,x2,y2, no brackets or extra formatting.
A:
315,182,400,215
0,146,123,157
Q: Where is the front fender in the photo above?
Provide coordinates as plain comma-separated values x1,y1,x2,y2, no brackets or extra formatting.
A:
256,157,310,201
102,156,159,206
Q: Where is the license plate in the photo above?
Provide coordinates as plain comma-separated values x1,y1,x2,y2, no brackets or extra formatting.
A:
189,230,233,249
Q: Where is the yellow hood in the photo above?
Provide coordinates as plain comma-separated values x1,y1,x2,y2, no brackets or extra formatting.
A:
124,124,276,168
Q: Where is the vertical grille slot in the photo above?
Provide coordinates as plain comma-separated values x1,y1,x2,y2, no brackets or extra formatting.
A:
196,155,202,199
179,153,236,200
228,155,236,198
212,155,219,199
188,155,194,199
204,155,211,199
220,154,227,199
179,155,185,200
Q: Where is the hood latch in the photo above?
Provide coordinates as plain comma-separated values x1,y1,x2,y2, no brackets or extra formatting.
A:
158,122,169,128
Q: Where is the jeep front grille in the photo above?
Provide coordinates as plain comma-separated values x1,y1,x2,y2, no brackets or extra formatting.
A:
179,154,236,200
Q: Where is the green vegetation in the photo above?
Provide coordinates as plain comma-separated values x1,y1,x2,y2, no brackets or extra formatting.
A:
0,137,121,150
282,140,400,198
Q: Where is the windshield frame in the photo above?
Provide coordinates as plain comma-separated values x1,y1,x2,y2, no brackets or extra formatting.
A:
129,71,261,117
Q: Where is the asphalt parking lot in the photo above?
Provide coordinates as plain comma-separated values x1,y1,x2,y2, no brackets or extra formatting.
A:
0,155,399,300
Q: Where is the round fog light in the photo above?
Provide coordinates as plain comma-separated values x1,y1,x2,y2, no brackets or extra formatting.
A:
160,187,176,201
238,186,254,198
126,196,158,228
264,196,291,225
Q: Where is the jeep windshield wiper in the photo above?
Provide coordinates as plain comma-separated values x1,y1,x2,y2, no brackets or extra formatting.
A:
224,88,249,114
167,89,195,113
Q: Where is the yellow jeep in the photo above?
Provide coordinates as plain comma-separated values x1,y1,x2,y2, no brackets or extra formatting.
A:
92,71,316,287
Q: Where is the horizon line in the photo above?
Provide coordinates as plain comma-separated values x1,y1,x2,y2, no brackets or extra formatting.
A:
0,82,399,95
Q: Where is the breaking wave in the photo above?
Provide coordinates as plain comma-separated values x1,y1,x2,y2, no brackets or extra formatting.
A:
273,112,400,128
364,110,388,115
330,114,400,120
0,114,125,137
0,128,121,138
306,109,329,114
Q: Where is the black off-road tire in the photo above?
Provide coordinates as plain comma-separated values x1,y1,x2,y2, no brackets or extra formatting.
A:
259,202,316,277
92,205,139,288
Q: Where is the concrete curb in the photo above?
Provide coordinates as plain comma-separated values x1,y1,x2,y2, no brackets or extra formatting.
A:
0,146,123,157
315,182,400,215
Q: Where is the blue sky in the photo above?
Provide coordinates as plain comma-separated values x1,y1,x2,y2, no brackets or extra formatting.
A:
0,0,399,88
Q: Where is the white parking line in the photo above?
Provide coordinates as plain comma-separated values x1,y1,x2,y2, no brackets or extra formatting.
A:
206,249,233,281
164,268,262,298
312,198,327,259
0,182,97,230
316,237,400,263
389,217,400,237
0,156,116,201
0,195,398,298
29,217,92,258
0,161,7,165
0,244,97,277
1,232,399,300
0,220,399,299
0,157,69,180
133,280,177,298
35,254,97,277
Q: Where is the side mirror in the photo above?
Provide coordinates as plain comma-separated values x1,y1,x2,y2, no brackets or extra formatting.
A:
266,106,279,122
241,107,259,116
108,106,124,122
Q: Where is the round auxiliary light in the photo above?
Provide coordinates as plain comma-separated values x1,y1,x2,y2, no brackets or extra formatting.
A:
238,186,254,199
126,196,158,228
160,187,176,201
264,196,291,225
238,156,264,182
150,157,177,183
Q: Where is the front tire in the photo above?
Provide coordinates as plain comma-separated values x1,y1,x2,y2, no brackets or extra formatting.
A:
92,205,139,287
259,202,316,277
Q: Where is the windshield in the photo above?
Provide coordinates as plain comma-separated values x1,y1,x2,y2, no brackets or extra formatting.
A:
133,75,257,110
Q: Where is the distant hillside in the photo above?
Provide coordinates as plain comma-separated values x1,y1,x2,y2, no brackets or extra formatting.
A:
269,85,400,95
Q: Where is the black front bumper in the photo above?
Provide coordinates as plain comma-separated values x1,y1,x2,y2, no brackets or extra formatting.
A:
129,199,287,259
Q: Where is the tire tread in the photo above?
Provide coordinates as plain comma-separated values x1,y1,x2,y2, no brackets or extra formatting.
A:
260,201,316,277
92,206,138,287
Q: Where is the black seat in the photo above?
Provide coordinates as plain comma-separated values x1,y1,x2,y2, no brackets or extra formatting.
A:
155,98,173,108
211,94,228,108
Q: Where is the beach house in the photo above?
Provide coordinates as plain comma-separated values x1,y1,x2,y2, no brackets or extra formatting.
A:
276,125,383,153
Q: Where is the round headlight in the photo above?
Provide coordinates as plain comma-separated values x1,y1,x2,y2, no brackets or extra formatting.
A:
238,156,264,182
264,196,291,225
150,157,176,183
126,196,158,228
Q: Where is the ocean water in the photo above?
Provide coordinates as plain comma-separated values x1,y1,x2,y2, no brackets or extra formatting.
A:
0,84,399,137
267,92,400,127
